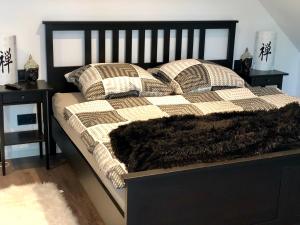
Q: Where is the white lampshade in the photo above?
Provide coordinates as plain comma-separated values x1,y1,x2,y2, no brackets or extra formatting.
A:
0,35,17,84
253,31,277,71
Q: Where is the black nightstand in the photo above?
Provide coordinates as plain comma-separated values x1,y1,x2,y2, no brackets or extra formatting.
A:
234,61,288,90
0,80,53,175
243,69,288,90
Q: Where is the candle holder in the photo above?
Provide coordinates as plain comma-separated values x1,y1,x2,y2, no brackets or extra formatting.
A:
253,31,277,71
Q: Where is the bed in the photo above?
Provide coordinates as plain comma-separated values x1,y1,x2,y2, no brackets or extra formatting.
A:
44,21,300,225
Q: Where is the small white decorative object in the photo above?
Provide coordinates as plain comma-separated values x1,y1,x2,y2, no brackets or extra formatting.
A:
253,31,277,71
0,35,17,84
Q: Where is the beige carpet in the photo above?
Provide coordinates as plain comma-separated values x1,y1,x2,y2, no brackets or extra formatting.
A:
0,183,79,225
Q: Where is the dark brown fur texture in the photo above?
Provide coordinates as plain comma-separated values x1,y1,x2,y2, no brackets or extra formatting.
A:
110,103,300,172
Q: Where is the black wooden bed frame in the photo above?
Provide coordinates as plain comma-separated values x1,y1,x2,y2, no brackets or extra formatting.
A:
44,20,300,225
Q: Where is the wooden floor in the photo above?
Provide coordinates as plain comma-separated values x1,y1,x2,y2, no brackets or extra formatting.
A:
0,155,105,225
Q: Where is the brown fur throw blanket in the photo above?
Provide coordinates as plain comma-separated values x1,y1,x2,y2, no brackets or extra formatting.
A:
110,103,300,172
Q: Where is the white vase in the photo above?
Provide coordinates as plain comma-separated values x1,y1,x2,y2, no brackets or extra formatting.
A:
0,35,17,84
253,31,276,71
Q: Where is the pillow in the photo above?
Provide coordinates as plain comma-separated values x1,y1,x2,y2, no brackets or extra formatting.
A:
65,63,173,100
148,59,245,94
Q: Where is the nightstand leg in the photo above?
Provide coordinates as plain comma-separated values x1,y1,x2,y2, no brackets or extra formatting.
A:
278,79,283,90
42,91,50,170
37,102,43,158
0,98,5,176
39,142,43,158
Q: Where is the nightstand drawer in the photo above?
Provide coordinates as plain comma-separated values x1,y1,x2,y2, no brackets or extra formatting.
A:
251,76,282,87
2,92,42,104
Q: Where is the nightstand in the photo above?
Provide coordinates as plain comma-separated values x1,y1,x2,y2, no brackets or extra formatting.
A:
0,80,53,175
243,69,288,90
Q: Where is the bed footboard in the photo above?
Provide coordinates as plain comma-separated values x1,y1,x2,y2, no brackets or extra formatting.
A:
124,152,300,225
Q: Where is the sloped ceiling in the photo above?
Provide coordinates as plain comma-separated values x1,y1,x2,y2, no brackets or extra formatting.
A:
259,0,300,51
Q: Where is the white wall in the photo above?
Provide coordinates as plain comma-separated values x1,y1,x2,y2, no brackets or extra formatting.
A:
259,0,300,51
259,0,300,96
1,0,299,158
298,54,300,96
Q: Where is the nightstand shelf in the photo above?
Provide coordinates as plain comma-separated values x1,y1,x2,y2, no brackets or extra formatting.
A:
0,80,53,176
4,130,44,146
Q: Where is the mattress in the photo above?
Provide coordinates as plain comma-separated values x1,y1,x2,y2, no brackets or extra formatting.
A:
64,87,300,189
52,92,126,211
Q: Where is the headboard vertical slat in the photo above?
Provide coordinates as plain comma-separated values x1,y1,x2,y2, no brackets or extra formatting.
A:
151,30,158,64
187,29,194,59
199,29,206,59
45,25,54,83
226,23,237,68
43,20,238,92
125,30,132,63
112,30,119,62
84,30,92,64
46,26,54,71
163,29,170,62
175,29,182,60
98,30,106,62
138,30,145,64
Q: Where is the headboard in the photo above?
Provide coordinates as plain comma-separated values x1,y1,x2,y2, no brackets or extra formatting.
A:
43,20,238,92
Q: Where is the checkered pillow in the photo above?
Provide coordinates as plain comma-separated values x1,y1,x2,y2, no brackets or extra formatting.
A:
65,63,173,101
148,59,245,94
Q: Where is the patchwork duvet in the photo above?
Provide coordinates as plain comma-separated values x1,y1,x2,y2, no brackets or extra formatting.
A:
64,87,300,189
